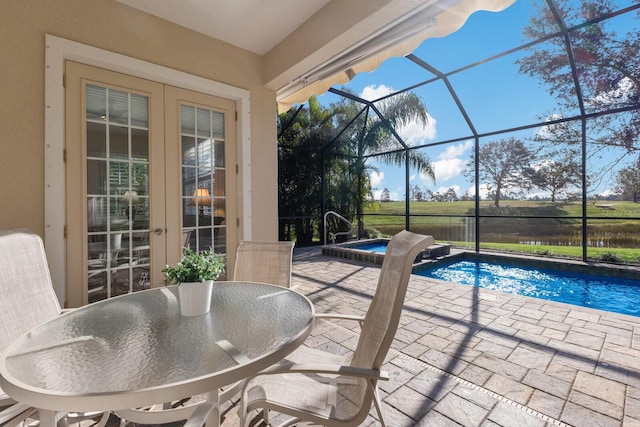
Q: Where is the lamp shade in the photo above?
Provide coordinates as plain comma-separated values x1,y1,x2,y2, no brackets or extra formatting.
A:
191,187,211,207
122,190,139,202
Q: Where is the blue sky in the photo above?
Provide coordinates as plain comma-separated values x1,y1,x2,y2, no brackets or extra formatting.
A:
313,0,637,202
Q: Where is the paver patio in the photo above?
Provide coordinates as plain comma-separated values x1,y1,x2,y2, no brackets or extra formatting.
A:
220,246,640,427
102,246,639,427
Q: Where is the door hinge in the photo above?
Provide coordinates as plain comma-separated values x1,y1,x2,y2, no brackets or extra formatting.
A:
236,218,240,227
63,73,66,88
63,225,68,239
236,164,239,174
235,111,238,121
63,148,67,163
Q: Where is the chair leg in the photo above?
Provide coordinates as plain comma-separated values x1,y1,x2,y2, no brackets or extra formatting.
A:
93,411,112,427
369,381,387,427
238,385,249,427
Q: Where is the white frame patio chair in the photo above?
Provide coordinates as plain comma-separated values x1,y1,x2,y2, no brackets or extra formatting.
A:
0,229,110,427
238,230,434,427
232,240,295,288
217,240,296,403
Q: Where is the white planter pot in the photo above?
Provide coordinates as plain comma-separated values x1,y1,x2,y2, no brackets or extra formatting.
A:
178,280,214,316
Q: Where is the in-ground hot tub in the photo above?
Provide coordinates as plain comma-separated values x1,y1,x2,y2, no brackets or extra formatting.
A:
322,238,451,264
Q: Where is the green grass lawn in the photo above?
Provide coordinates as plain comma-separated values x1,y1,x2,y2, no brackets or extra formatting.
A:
366,200,640,220
363,200,640,264
468,242,639,263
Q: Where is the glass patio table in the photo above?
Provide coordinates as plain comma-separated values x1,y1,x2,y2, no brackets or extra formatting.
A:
0,282,314,427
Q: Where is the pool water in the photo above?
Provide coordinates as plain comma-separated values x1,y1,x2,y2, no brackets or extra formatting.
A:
351,242,388,253
417,260,640,317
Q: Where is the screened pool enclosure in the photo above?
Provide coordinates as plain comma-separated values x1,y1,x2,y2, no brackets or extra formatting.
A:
278,0,640,265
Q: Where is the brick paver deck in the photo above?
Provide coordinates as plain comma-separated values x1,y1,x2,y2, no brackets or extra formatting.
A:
109,246,639,427
224,246,640,427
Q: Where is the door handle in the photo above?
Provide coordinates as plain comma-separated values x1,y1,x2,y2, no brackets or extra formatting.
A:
153,228,164,235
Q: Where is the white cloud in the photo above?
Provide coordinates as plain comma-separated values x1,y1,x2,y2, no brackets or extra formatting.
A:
369,170,384,188
421,140,473,184
372,186,400,201
360,85,393,101
536,114,564,139
527,190,551,200
435,185,461,196
409,174,416,182
530,158,552,170
597,188,615,197
431,158,467,182
397,116,437,145
591,76,635,105
466,183,492,200
440,140,473,160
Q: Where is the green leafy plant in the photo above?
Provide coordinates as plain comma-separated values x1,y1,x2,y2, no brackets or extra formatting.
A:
598,252,623,263
532,249,552,256
162,247,225,285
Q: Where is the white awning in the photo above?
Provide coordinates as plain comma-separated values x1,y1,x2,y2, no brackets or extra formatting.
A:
276,0,515,111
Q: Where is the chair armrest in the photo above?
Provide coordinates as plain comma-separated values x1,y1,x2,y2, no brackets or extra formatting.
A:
115,401,212,425
249,362,389,382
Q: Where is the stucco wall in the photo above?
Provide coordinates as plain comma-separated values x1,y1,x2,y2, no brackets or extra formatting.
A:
0,0,278,241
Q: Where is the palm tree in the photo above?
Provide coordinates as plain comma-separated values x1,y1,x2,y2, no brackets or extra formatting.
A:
278,91,435,243
332,89,435,237
278,97,335,244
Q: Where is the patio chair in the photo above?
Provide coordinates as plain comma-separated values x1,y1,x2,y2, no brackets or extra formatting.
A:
238,230,434,427
217,240,296,402
0,229,110,427
232,240,295,288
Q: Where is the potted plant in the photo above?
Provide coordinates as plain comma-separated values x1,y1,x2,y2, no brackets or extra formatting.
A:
163,247,225,316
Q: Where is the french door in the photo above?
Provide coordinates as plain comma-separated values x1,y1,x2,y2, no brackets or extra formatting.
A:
65,62,236,307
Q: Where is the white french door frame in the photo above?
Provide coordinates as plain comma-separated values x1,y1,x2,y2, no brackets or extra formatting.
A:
45,34,252,305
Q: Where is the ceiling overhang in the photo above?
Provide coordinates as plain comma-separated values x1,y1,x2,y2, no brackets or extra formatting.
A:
116,0,516,111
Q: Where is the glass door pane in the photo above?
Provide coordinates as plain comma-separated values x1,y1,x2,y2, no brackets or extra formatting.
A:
66,61,166,307
180,105,227,254
85,85,151,303
164,86,237,272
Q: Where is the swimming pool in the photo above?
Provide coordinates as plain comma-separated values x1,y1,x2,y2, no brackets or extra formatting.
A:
417,257,640,317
